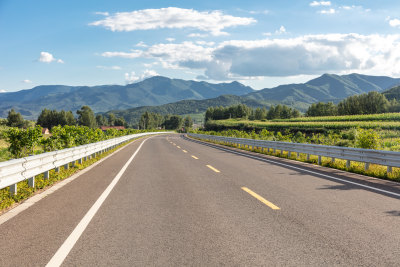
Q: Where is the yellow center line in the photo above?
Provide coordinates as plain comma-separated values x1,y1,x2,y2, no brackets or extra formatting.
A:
191,155,199,159
182,150,188,153
241,187,280,210
177,146,181,148
207,165,220,173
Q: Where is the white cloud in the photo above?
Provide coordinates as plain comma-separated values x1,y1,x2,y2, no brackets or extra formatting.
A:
275,26,286,34
22,79,32,83
95,12,109,16
136,41,148,47
89,7,256,36
389,19,400,28
310,1,331,7
96,65,122,70
188,33,208,38
38,52,64,63
263,32,272,36
124,69,159,84
0,89,7,93
102,34,400,81
166,38,175,42
319,8,336,14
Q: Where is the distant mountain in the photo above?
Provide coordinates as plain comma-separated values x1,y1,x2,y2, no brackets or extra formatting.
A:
245,73,400,106
0,76,254,119
104,95,271,126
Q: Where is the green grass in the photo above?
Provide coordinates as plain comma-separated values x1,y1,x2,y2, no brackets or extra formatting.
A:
271,112,400,122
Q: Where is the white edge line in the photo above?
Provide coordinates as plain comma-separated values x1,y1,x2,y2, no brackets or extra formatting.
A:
0,137,144,226
191,139,400,198
46,138,148,267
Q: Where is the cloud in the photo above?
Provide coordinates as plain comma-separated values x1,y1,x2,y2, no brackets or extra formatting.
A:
95,12,109,16
188,33,208,38
125,69,159,84
166,38,175,42
319,8,336,14
102,34,400,81
310,1,331,7
22,79,32,83
89,7,256,36
96,65,122,70
38,52,64,63
275,26,286,34
389,19,400,28
0,89,7,93
136,41,148,47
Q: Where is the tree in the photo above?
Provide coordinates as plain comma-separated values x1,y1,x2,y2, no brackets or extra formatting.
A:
77,106,97,128
96,114,108,126
114,116,126,126
7,109,24,127
164,115,183,130
183,116,193,131
108,113,116,126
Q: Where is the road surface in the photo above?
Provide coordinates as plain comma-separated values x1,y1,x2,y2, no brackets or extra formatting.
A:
0,134,399,266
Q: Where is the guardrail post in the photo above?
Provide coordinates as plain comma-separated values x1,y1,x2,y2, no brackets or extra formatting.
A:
318,156,322,165
78,158,82,164
288,151,292,158
346,160,351,168
64,163,69,170
365,162,370,171
9,184,17,195
28,177,35,188
296,152,300,159
273,148,276,154
44,171,49,180
55,167,60,173
307,154,310,161
387,166,393,173
331,157,335,163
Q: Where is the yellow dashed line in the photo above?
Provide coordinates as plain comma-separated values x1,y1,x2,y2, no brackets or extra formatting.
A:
206,165,220,173
241,187,280,210
191,155,199,159
177,146,181,149
182,150,188,153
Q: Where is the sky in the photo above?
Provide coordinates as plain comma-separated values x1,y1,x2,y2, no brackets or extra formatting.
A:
1,0,400,92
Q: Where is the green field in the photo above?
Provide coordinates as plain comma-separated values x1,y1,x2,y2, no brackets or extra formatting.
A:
271,113,400,122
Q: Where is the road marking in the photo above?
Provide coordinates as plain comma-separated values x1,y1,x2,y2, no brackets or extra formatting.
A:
182,150,188,153
46,138,149,267
173,143,176,146
191,155,199,159
207,165,220,173
241,187,280,210
187,138,400,199
177,146,181,148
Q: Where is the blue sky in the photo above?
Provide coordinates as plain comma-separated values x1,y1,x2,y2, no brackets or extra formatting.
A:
1,0,400,92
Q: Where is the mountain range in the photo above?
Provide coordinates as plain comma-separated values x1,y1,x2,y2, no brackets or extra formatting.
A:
1,73,400,122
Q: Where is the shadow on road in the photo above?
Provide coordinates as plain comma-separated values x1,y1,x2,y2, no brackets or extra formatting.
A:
385,210,400,216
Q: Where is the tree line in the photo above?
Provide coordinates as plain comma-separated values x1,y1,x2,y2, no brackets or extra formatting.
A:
205,104,301,121
306,91,400,117
138,111,193,131
6,106,127,129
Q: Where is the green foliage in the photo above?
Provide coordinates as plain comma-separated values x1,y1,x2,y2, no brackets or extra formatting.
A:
77,106,97,128
37,108,76,129
164,115,183,130
4,126,43,158
183,116,193,132
355,128,381,149
306,102,337,117
6,109,24,128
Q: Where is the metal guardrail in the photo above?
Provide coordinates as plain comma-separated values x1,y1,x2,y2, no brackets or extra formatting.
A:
0,132,166,194
188,133,400,173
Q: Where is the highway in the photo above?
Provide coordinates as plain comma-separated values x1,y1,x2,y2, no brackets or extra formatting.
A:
0,134,399,266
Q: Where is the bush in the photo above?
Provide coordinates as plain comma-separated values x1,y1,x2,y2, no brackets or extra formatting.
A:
356,128,381,149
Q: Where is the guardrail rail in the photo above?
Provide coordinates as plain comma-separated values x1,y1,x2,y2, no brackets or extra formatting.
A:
188,133,400,174
0,132,166,194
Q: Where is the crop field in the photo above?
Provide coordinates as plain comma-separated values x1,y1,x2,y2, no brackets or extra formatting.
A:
271,112,400,122
207,118,400,132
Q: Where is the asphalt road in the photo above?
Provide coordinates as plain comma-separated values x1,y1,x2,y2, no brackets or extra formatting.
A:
0,134,400,266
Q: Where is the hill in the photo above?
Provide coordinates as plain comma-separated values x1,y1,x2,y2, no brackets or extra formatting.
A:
0,76,254,119
245,73,400,106
382,85,400,101
104,95,271,126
